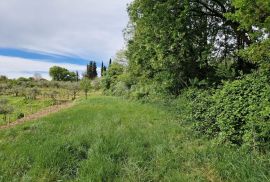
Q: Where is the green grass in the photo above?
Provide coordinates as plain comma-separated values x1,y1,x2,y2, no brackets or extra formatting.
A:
0,96,53,125
0,96,269,181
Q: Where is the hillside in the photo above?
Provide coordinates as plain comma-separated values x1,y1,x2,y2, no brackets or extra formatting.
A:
0,95,269,181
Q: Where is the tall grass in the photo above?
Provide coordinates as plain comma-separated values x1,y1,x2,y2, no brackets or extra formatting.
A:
0,96,269,181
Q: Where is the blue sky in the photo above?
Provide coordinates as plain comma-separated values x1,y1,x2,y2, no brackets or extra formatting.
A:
0,0,132,79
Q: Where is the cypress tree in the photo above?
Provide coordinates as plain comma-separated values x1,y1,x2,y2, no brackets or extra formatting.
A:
109,58,112,66
86,61,92,79
93,62,98,79
76,71,79,82
85,61,98,79
101,62,104,76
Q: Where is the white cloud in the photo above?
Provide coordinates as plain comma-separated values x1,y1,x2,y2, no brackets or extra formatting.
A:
0,0,132,60
0,56,88,80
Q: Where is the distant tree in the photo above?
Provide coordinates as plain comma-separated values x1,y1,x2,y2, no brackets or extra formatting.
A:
0,84,7,95
68,71,77,81
93,62,98,78
11,86,22,97
68,82,80,100
29,87,40,100
17,77,30,82
0,75,8,82
0,99,14,122
85,61,98,79
76,71,79,82
49,91,59,105
80,78,92,99
49,66,76,81
101,62,107,76
101,62,104,76
49,66,68,81
109,58,112,66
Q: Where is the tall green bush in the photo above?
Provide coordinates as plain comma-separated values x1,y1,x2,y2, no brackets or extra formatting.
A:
192,73,270,150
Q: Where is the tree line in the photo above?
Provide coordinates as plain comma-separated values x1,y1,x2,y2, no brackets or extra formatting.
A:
49,59,112,81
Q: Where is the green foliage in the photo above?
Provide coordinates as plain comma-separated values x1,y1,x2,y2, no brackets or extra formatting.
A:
49,91,59,105
124,0,263,96
0,99,14,122
0,96,53,125
226,0,270,68
192,73,270,150
91,78,101,91
101,63,125,94
80,79,92,99
238,39,270,69
49,66,77,81
227,0,270,33
67,82,80,100
29,87,40,100
0,75,8,82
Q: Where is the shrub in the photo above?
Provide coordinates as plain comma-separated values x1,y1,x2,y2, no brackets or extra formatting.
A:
192,72,270,150
17,113,25,119
80,79,92,99
92,78,101,91
0,99,14,122
189,88,219,137
49,91,59,105
111,81,129,97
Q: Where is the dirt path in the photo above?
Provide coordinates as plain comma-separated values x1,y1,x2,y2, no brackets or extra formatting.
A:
0,102,75,130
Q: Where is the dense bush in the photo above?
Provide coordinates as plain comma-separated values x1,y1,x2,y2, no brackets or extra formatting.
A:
101,63,125,95
191,72,270,150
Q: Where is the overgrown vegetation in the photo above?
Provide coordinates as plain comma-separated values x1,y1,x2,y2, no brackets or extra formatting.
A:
0,96,269,181
101,0,270,150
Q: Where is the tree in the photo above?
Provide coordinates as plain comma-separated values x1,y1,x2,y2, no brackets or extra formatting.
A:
0,99,14,122
29,87,40,100
76,71,79,82
101,62,107,77
68,82,80,100
49,66,77,81
123,0,267,96
93,62,98,78
101,62,104,76
49,91,59,105
226,0,270,69
85,61,98,79
80,78,92,99
109,58,112,66
0,75,8,82
113,49,128,66
101,63,125,91
11,86,22,97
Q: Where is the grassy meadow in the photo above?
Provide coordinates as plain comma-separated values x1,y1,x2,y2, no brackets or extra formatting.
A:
0,95,269,181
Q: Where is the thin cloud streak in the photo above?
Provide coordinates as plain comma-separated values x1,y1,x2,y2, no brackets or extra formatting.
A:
0,0,132,61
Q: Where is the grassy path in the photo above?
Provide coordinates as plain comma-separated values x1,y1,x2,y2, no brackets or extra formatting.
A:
0,96,269,181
